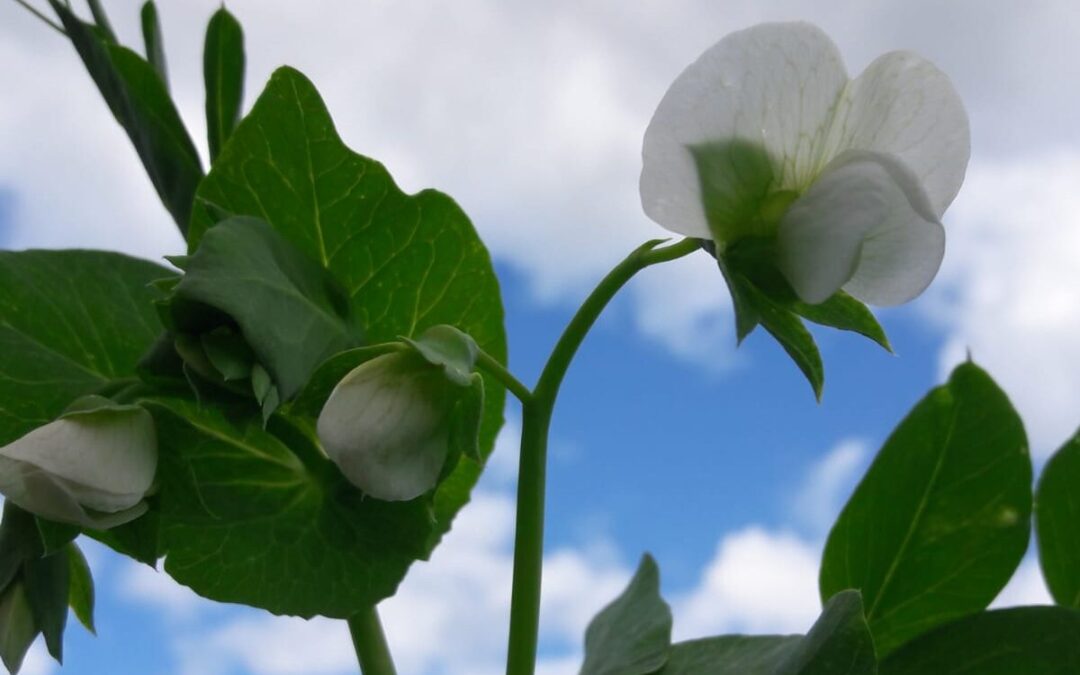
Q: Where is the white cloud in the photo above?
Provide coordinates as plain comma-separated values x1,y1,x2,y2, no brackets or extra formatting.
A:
791,439,867,534
929,152,1080,455
117,560,206,623
674,527,822,640
19,640,56,675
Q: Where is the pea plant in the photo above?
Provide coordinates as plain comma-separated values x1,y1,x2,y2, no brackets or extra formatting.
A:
2,3,1079,674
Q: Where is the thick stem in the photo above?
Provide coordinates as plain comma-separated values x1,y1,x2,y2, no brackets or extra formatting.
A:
504,238,699,675
348,606,397,675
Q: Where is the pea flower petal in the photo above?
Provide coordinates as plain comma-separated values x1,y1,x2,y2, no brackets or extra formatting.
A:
317,352,453,502
0,400,157,529
640,21,969,306
777,150,944,305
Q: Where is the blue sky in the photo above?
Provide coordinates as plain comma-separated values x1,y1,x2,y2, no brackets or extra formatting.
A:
2,1,1079,673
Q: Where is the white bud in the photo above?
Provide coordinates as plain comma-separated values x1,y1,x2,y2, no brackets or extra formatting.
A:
0,400,157,529
317,352,453,501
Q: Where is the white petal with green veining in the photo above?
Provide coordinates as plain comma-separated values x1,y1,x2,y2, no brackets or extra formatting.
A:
641,22,849,238
822,51,970,216
777,151,944,306
317,353,451,502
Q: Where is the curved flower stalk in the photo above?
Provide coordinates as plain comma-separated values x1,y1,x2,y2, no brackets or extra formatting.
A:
641,22,970,306
0,396,158,529
317,326,485,502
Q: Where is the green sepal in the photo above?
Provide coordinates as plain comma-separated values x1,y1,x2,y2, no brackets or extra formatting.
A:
22,550,69,662
34,519,79,557
204,6,245,163
0,505,43,592
66,545,95,635
449,376,485,463
403,325,480,387
0,580,37,674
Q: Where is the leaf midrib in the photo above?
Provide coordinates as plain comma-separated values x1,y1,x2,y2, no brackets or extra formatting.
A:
865,399,960,622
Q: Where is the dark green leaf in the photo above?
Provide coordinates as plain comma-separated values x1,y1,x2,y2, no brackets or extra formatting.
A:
204,6,245,163
660,636,799,675
168,216,364,400
0,505,42,592
881,607,1080,674
147,396,435,618
736,277,823,400
87,512,160,567
200,327,254,382
50,1,204,235
66,545,95,634
22,550,69,661
790,291,891,352
658,591,874,674
34,519,79,556
820,362,1032,656
0,250,169,446
580,554,672,675
0,581,37,674
188,66,506,556
140,1,168,89
1036,429,1080,607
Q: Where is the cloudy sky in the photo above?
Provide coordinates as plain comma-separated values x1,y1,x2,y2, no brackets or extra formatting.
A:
1,0,1078,673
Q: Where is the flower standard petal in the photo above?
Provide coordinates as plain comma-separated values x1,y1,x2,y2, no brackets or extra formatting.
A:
641,22,849,240
777,150,944,306
317,352,452,502
824,51,970,216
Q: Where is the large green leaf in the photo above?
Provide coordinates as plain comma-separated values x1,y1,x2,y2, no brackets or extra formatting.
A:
147,395,436,618
820,362,1032,656
0,250,170,446
1035,430,1080,606
580,554,672,675
204,6,245,163
49,1,204,235
188,66,506,553
880,607,1080,674
658,590,875,674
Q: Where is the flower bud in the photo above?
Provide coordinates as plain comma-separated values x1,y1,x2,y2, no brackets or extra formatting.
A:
316,326,484,501
0,397,157,529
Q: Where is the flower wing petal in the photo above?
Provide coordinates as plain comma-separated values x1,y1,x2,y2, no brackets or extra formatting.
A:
641,22,849,238
778,151,944,306
826,51,970,217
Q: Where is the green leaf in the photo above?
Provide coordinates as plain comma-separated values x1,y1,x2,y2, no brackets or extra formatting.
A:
49,1,204,235
167,216,365,400
204,6,245,163
736,276,823,400
820,362,1032,657
580,554,672,675
0,581,37,674
880,607,1080,674
147,395,435,618
139,1,168,89
790,291,891,352
658,590,875,675
85,0,117,42
200,327,255,382
0,250,170,446
1035,429,1080,607
34,519,79,556
0,505,42,592
66,545,95,635
22,550,69,661
86,512,160,567
188,66,506,557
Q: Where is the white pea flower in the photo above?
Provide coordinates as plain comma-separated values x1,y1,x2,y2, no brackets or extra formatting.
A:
316,326,484,502
641,22,970,305
0,397,157,529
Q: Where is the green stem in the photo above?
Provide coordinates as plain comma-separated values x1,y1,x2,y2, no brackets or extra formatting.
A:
477,350,533,404
348,606,397,675
504,237,700,675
